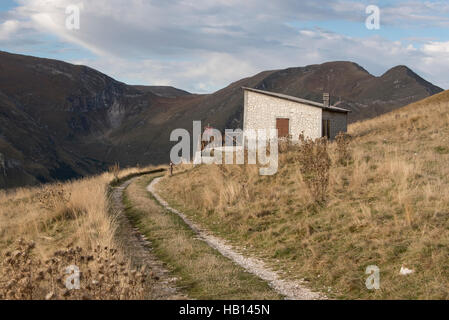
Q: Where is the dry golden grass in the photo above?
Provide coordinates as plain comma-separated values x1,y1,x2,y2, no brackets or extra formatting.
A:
158,91,449,299
0,165,159,300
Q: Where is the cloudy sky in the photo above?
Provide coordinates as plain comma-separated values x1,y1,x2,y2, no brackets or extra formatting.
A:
1,0,448,93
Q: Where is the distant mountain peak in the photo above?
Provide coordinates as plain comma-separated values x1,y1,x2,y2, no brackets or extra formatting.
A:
382,65,419,78
380,65,442,95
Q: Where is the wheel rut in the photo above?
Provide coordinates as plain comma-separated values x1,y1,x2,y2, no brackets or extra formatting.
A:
148,177,326,300
110,176,187,300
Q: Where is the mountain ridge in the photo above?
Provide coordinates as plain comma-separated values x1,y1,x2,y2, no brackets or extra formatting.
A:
0,51,443,188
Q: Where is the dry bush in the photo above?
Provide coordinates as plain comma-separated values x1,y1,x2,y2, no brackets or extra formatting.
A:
0,239,150,300
0,164,161,300
109,162,120,182
278,135,295,154
335,132,352,166
297,134,331,204
37,183,71,210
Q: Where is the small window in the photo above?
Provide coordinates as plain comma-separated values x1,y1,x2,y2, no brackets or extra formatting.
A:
322,120,331,139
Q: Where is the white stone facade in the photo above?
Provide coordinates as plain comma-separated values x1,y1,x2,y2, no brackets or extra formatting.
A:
243,89,348,141
244,90,321,140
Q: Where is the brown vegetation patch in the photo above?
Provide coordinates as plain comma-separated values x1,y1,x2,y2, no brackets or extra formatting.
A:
0,239,149,300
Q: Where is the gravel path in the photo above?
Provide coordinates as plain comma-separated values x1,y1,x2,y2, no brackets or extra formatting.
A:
110,177,187,300
148,177,326,300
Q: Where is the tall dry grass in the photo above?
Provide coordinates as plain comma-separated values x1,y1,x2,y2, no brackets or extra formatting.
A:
0,165,158,299
1,167,142,254
158,93,449,299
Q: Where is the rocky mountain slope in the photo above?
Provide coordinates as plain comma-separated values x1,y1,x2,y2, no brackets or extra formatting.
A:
0,51,159,187
0,51,443,188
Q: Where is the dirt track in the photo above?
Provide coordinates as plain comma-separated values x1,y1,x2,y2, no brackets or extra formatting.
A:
148,176,325,300
110,176,186,300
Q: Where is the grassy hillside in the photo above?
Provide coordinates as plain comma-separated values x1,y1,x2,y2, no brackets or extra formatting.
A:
158,90,449,299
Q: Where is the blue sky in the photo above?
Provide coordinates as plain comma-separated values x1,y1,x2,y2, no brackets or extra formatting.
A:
0,2,16,11
1,0,449,92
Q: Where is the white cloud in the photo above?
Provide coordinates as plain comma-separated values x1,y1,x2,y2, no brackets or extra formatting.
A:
420,41,449,88
381,1,449,27
74,52,258,92
0,20,19,40
0,0,448,91
423,41,449,54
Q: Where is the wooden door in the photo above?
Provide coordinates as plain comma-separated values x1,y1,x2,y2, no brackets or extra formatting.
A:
276,118,290,138
322,120,331,139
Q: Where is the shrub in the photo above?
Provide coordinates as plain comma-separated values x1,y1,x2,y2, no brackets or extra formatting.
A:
109,162,120,182
434,146,449,155
297,134,331,204
0,240,150,300
37,183,71,210
335,132,352,166
278,135,294,154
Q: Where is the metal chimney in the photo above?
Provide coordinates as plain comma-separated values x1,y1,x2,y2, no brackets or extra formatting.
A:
323,93,330,108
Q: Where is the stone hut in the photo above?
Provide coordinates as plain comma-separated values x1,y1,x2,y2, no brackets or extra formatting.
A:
242,87,350,140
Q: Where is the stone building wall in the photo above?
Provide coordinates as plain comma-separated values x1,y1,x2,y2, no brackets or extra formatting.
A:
243,90,322,140
322,110,348,140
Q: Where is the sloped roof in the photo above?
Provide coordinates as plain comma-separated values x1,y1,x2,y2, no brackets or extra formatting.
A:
242,87,350,113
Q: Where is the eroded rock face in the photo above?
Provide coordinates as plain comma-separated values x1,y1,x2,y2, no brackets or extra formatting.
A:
0,153,5,175
108,100,125,129
6,158,22,169
0,51,152,188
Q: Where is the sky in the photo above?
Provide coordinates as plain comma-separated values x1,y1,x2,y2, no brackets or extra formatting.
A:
0,0,449,93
